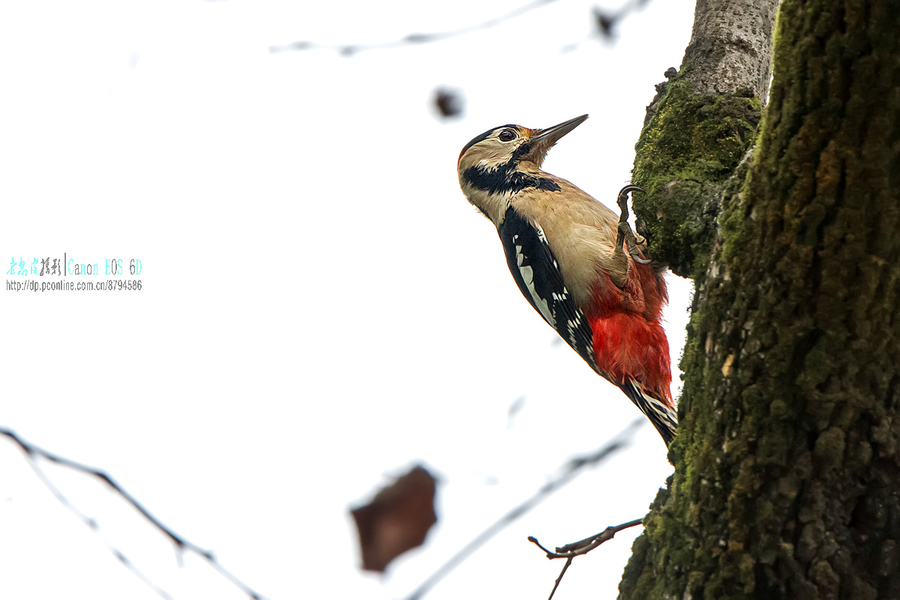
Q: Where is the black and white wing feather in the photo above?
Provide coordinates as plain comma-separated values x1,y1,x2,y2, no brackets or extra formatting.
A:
497,207,598,374
618,379,677,445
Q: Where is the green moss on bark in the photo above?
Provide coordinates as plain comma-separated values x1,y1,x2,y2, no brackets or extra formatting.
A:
631,80,761,278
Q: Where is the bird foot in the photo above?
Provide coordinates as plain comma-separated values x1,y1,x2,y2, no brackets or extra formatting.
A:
616,185,641,220
615,186,651,265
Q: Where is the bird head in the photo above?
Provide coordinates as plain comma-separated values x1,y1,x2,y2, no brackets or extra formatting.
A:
457,114,588,174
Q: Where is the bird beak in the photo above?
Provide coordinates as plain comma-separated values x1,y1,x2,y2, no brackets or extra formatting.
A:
527,114,588,165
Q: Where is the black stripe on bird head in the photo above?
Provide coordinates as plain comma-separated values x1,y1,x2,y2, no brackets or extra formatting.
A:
462,163,561,195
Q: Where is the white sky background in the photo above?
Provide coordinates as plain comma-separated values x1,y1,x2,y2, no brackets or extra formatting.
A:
0,1,696,598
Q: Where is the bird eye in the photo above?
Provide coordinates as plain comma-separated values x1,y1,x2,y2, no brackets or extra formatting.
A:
498,129,516,142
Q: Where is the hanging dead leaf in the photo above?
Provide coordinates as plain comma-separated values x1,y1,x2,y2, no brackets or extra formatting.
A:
593,8,615,37
434,88,463,119
350,465,438,572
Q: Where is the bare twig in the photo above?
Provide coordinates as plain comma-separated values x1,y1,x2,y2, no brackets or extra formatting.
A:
563,0,652,52
402,419,643,600
1,427,267,600
270,0,651,56
270,0,556,55
528,518,644,599
531,518,643,558
547,557,574,600
23,458,176,600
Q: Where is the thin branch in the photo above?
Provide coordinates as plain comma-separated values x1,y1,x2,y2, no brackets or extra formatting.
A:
24,458,175,600
562,0,651,52
530,518,644,558
269,0,650,56
528,518,644,599
270,0,557,55
547,557,574,600
1,427,267,600
402,419,643,600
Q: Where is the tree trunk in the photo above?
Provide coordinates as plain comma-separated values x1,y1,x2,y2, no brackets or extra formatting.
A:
620,0,900,598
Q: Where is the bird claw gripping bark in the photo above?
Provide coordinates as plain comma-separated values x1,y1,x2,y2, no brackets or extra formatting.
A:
615,185,651,265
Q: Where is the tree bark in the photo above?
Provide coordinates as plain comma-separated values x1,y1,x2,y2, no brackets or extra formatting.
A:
684,0,776,104
630,0,777,278
620,0,900,598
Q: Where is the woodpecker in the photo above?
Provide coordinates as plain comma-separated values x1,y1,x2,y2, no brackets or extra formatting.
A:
457,114,677,445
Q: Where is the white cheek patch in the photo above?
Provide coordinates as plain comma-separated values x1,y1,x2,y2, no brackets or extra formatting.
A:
514,238,556,327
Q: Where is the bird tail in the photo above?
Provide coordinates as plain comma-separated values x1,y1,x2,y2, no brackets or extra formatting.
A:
617,379,677,446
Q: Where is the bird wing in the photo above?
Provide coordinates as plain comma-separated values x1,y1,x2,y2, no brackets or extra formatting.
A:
498,207,678,446
497,206,599,374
